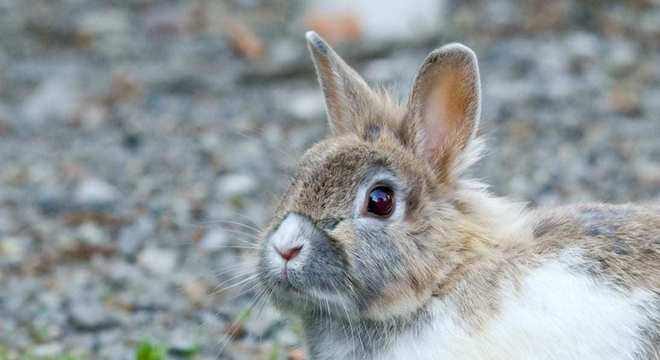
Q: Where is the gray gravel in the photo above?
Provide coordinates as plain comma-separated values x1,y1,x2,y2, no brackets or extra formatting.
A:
0,0,659,359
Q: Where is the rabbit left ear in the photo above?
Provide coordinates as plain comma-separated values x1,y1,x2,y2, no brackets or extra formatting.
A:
405,43,481,181
305,31,379,135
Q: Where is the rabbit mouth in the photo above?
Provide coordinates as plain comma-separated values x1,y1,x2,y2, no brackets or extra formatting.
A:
258,264,357,316
270,283,356,316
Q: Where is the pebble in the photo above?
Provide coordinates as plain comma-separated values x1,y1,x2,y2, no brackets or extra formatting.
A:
635,160,660,187
243,306,283,339
285,91,326,120
76,222,108,246
137,247,178,276
74,178,119,210
181,278,209,306
0,236,31,265
216,173,258,199
607,39,638,73
31,343,65,357
200,228,230,251
77,9,130,37
168,328,200,355
20,70,83,127
118,217,156,258
101,259,143,285
68,300,119,331
36,182,69,213
288,348,305,360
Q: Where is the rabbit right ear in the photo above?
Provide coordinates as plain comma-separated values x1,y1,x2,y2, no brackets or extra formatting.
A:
305,31,379,135
405,43,482,182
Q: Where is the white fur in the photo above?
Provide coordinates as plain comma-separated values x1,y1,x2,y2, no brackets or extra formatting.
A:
267,213,308,270
369,255,652,360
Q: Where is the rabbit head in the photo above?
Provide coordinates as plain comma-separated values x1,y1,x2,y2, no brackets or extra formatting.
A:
258,32,485,322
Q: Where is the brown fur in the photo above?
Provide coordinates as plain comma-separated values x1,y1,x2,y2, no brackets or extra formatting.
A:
530,204,660,290
428,203,660,334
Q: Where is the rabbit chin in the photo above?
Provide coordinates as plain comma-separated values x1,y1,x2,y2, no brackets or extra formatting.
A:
264,270,434,322
268,279,360,318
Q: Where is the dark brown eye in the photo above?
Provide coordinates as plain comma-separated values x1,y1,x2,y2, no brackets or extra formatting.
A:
366,186,394,217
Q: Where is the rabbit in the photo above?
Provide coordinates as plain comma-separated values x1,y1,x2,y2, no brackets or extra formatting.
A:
256,31,660,360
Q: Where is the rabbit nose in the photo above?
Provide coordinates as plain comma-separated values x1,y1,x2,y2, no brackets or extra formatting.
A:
275,245,303,261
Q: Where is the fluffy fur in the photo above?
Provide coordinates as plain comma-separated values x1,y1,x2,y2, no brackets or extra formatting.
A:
256,32,660,359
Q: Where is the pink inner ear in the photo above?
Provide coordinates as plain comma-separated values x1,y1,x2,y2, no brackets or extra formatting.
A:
422,69,474,158
422,89,451,158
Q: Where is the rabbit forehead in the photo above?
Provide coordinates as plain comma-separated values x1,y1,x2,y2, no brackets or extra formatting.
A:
289,136,428,220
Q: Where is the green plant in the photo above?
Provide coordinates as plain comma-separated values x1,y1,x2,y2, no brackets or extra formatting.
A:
134,341,167,360
0,346,81,360
267,340,282,360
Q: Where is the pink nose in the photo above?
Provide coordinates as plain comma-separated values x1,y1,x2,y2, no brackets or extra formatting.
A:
275,245,303,261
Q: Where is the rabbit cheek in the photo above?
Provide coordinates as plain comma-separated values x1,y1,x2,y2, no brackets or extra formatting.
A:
345,227,423,317
362,277,431,320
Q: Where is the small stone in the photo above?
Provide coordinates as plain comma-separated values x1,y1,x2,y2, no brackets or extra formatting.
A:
243,306,283,338
68,301,118,331
36,182,68,214
217,174,258,198
565,32,600,61
118,217,156,258
642,87,660,115
285,91,325,120
200,228,229,251
74,178,119,210
182,279,209,306
277,325,301,347
168,328,199,355
288,348,305,360
484,0,520,30
636,160,660,186
200,132,221,152
608,40,638,73
224,322,246,339
269,39,303,70
137,247,177,275
608,80,642,115
143,3,189,35
640,9,660,36
0,236,31,265
31,343,65,357
77,222,108,246
21,70,83,127
79,103,109,129
77,9,130,37
227,21,264,60
122,132,143,151
100,260,143,286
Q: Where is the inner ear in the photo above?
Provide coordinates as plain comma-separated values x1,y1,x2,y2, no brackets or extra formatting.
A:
406,43,481,180
422,67,476,156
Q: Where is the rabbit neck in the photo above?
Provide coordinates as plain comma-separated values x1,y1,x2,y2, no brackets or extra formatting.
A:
300,307,432,360
452,179,534,250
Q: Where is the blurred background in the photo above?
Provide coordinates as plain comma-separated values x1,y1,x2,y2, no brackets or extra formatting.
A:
0,0,659,359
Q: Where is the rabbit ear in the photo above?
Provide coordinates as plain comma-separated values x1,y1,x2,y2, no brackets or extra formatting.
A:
305,31,378,135
406,43,481,181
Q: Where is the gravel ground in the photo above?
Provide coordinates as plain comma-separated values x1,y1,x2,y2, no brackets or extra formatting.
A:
0,0,659,359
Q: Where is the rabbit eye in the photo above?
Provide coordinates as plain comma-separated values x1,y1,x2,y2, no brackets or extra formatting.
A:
366,186,394,217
